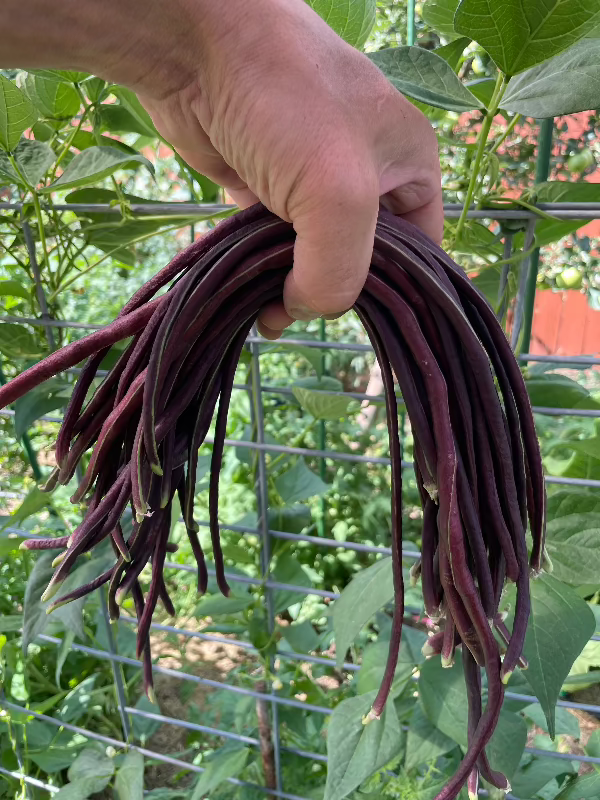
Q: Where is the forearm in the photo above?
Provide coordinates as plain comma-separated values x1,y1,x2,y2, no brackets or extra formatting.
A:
0,0,217,97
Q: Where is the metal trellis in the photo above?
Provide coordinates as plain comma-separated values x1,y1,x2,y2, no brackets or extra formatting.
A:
1,201,600,800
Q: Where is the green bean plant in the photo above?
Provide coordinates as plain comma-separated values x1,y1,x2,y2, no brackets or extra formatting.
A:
1,1,600,800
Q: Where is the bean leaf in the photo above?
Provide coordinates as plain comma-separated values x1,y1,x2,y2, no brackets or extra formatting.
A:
505,575,595,738
455,0,600,75
434,37,472,72
512,757,575,799
275,458,330,504
0,280,29,301
292,381,352,420
356,640,415,695
547,491,600,520
422,0,461,39
115,751,144,800
110,87,159,138
0,139,55,187
556,773,600,799
0,486,49,531
25,74,81,119
190,747,249,799
41,146,154,193
325,690,403,800
0,322,45,359
273,551,313,612
419,653,527,779
68,746,114,788
405,704,456,771
306,0,376,49
13,379,70,438
369,47,483,112
333,557,394,667
503,39,600,117
521,703,580,739
525,374,600,410
0,75,38,152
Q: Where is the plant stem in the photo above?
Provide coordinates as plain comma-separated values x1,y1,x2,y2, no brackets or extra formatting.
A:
452,72,508,247
489,113,521,156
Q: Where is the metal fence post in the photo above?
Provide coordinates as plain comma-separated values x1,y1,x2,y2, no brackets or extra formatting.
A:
249,326,283,795
99,587,132,741
407,0,416,45
510,218,537,349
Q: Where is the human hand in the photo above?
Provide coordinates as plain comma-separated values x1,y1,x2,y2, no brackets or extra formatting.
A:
133,0,443,338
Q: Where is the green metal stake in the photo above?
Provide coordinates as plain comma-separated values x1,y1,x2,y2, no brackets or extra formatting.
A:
407,0,416,45
0,362,42,481
520,117,554,355
317,317,326,537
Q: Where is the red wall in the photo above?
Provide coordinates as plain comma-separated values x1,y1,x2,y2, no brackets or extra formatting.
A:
530,289,600,358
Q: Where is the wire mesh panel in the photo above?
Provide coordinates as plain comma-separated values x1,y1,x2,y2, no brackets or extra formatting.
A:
1,203,600,800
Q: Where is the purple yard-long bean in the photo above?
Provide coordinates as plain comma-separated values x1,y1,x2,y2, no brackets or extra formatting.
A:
0,203,546,800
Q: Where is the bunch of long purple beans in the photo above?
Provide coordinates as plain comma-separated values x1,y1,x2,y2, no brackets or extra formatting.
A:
0,204,545,800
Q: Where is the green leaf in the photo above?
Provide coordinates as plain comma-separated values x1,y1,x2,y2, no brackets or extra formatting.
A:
0,75,38,152
503,39,600,116
512,757,575,799
509,575,595,738
556,773,600,800
40,146,154,193
434,37,472,72
25,74,81,119
23,551,111,650
333,557,394,667
455,0,600,75
281,620,321,653
535,218,587,248
419,653,527,778
98,104,154,136
356,640,414,695
56,630,76,688
292,382,352,420
0,487,49,531
268,504,311,534
547,491,600,520
536,181,600,203
110,87,159,138
29,747,80,773
564,436,600,460
131,694,162,743
0,280,29,301
59,675,98,723
191,747,249,799
29,69,89,84
273,551,312,612
368,47,483,112
0,139,55,186
13,379,70,438
54,777,110,800
305,0,376,48
525,374,600,410
68,746,114,787
115,750,144,800
422,0,461,39
405,703,456,771
274,458,330,504
585,729,600,763
0,323,45,359
325,690,403,800
195,592,254,617
521,703,580,738
546,527,600,585
0,531,25,557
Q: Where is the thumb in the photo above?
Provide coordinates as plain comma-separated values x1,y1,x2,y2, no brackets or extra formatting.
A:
283,181,379,321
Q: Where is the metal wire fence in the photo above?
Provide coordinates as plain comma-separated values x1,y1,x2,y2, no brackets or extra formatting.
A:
1,201,600,800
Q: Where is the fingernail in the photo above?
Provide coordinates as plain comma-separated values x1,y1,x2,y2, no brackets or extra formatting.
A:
288,305,321,321
323,311,348,321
